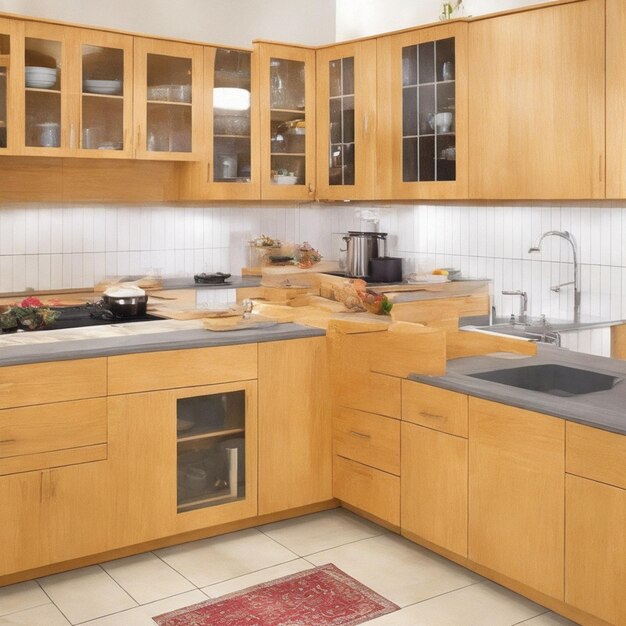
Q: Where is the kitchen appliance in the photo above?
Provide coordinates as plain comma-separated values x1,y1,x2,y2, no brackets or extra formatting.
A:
342,231,387,278
370,257,403,283
102,284,149,317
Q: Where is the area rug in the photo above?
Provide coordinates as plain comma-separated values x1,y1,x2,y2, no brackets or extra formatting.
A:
153,563,399,626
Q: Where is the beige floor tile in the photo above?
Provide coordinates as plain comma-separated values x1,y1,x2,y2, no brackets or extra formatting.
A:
154,528,298,587
0,603,70,625
38,565,137,625
364,580,546,625
0,581,49,617
517,612,579,625
101,552,195,605
202,558,314,598
258,508,385,556
307,533,481,607
80,590,207,626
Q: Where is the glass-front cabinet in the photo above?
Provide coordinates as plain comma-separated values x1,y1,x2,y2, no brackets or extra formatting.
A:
134,38,203,161
377,22,468,199
257,42,316,200
174,381,257,525
0,18,15,154
316,41,377,200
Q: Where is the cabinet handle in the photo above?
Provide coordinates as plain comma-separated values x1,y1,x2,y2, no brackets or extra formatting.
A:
137,126,141,149
70,123,76,149
349,430,371,439
207,162,211,183
308,182,314,194
419,411,444,420
364,113,369,134
599,154,603,183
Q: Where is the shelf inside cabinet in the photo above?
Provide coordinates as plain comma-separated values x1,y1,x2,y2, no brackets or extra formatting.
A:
25,87,61,95
214,134,250,139
271,152,305,157
177,427,244,444
271,109,306,122
147,99,192,107
177,490,244,512
82,92,123,100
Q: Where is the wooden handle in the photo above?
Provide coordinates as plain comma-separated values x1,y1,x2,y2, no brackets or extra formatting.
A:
207,162,211,182
419,411,444,420
349,430,371,439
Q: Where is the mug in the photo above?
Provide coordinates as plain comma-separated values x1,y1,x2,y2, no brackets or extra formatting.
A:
38,122,60,148
434,112,453,133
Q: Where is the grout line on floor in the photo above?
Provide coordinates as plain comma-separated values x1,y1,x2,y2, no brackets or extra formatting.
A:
0,599,54,620
509,608,554,626
34,574,83,626
151,550,202,591
294,533,389,558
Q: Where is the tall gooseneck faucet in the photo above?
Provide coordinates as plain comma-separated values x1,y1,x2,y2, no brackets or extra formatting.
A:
528,230,581,322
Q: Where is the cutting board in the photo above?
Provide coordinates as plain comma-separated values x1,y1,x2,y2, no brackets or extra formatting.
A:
202,315,289,332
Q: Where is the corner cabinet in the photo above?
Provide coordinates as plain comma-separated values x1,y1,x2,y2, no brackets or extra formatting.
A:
377,22,468,200
256,42,316,200
133,37,204,161
315,40,377,200
469,0,605,199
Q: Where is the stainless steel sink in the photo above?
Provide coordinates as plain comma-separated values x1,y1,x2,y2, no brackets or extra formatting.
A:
468,364,621,397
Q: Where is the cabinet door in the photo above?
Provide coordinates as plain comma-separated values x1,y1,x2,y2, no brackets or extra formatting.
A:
0,471,45,576
565,474,626,625
0,18,19,155
607,0,626,198
401,422,467,557
134,37,203,161
316,40,377,200
469,0,605,199
258,337,332,514
18,21,72,156
377,22,468,199
469,398,565,599
180,46,260,200
73,28,134,158
257,42,316,200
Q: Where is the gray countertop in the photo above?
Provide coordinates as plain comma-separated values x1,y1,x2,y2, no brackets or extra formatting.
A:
0,323,325,367
410,343,626,436
158,276,261,290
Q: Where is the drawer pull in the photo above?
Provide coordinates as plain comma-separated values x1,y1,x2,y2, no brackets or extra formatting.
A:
349,430,371,439
419,411,444,420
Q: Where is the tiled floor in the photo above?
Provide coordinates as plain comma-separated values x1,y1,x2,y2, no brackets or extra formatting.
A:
0,509,578,625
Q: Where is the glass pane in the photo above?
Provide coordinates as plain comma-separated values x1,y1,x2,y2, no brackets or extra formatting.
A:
342,57,354,96
329,59,341,97
343,143,355,185
402,45,417,86
82,45,123,92
418,41,435,84
0,34,8,149
402,86,417,137
437,134,456,181
436,38,455,82
270,58,304,110
419,135,435,181
328,56,355,186
342,95,354,144
147,53,192,102
329,98,341,143
177,391,246,513
213,49,251,182
418,84,435,135
25,38,61,148
147,103,191,152
403,137,418,182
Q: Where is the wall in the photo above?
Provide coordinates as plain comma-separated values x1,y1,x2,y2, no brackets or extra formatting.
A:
0,0,336,47
336,0,547,40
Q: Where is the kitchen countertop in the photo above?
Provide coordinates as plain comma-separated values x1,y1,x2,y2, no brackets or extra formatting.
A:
157,275,261,290
0,320,324,367
410,343,626,436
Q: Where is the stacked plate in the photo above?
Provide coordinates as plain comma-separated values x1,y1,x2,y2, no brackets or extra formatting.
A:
83,79,122,95
25,66,58,89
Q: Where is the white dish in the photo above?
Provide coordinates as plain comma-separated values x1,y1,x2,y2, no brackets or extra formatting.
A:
25,66,57,75
83,79,122,95
177,418,195,432
25,66,58,89
406,274,449,284
273,174,298,185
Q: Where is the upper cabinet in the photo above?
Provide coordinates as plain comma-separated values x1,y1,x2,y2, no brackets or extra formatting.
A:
134,37,204,161
0,18,16,154
180,46,260,200
469,0,605,200
316,40,377,200
377,22,468,200
256,42,316,200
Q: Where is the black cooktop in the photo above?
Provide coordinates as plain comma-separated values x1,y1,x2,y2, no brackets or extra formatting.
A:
39,304,162,331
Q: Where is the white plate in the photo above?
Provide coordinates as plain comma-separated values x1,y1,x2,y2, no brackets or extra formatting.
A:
25,77,56,89
273,175,298,185
407,274,449,284
84,79,122,95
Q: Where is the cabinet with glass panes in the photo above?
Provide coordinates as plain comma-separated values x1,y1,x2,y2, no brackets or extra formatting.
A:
0,20,13,153
377,22,468,199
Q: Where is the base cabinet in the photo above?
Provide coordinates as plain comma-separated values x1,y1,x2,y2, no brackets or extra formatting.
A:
401,422,467,557
468,398,565,599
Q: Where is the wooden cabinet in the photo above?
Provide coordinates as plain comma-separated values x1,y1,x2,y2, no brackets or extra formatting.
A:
0,18,18,154
315,40,377,200
468,398,565,599
377,21,468,199
256,42,316,200
401,422,467,557
469,0,605,199
180,46,260,200
134,37,203,161
258,337,331,515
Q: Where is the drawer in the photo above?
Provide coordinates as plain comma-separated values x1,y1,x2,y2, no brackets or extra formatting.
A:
567,422,626,490
0,398,108,475
0,358,107,410
333,455,400,526
333,407,400,475
108,344,258,394
402,380,468,437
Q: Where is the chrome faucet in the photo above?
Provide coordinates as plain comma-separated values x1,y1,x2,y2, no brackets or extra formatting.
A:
502,290,528,323
528,230,581,322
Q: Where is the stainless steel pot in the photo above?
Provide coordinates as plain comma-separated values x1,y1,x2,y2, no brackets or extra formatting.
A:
102,293,148,317
342,231,387,278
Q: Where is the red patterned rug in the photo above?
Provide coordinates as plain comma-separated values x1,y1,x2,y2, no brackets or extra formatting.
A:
153,563,399,626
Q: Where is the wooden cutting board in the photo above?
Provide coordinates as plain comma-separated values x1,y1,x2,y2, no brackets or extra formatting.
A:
202,315,289,332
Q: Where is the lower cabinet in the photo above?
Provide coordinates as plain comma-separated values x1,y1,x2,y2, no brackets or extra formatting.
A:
401,422,467,557
468,398,565,599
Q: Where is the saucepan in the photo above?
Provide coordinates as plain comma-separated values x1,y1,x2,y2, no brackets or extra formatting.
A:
102,284,148,318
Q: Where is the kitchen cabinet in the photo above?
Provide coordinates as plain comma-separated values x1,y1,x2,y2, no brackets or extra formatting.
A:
468,398,565,599
315,40,377,200
134,37,203,161
256,42,316,200
258,337,332,515
377,21,468,199
180,46,260,200
0,17,17,154
468,0,605,199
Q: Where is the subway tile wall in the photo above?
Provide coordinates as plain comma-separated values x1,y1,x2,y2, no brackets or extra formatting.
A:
0,201,623,356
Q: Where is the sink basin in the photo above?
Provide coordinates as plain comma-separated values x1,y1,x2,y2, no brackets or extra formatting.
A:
468,364,621,397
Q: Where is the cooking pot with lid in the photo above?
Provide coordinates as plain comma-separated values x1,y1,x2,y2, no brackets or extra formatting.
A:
102,284,148,318
342,231,387,278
